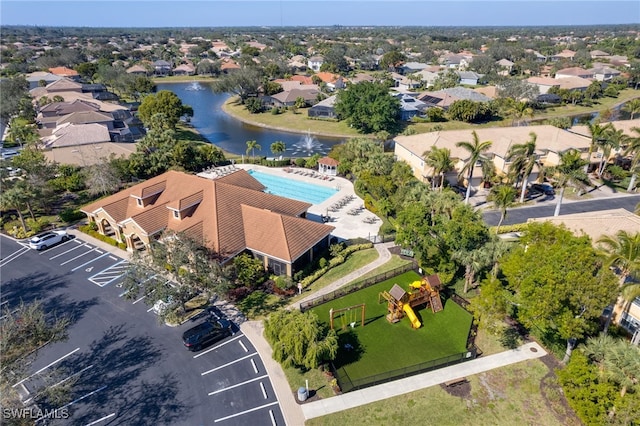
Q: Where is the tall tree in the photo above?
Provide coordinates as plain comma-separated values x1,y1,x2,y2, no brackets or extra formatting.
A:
501,222,618,363
424,147,454,190
0,185,29,232
597,230,640,333
543,149,589,216
138,90,189,130
622,98,640,120
211,67,262,104
334,81,400,134
624,127,640,192
506,132,540,203
586,122,613,174
487,184,517,233
270,141,286,158
596,127,627,177
246,140,261,160
456,131,493,204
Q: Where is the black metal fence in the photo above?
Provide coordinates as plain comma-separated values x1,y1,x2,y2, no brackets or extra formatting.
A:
332,346,479,393
299,262,418,312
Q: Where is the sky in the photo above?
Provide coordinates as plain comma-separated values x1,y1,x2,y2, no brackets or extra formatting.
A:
1,1,639,28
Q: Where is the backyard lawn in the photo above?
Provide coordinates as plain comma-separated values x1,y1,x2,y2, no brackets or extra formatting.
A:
310,271,473,389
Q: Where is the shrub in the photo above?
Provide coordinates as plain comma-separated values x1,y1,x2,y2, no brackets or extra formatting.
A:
25,217,50,234
318,258,328,268
78,224,127,250
294,158,306,167
59,208,86,223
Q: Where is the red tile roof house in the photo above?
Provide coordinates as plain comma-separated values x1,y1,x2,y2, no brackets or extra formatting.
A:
81,170,334,277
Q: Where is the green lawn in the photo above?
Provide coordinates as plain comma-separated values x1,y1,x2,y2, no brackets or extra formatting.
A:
310,271,473,388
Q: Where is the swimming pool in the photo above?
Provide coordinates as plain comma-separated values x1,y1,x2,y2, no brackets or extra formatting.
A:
248,170,338,204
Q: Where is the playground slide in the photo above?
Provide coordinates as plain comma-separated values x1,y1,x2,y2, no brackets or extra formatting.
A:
403,304,421,329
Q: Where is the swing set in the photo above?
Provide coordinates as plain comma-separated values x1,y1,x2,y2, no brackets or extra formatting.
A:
329,303,366,330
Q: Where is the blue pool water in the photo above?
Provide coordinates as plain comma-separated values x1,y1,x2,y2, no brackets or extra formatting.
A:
248,170,338,204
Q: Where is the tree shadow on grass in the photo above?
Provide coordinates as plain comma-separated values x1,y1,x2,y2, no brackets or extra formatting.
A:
333,328,364,369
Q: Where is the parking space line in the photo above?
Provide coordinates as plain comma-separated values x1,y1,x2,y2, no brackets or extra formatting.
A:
239,340,248,352
193,334,244,358
212,401,278,423
84,413,116,425
201,353,257,376
251,359,258,374
208,374,268,396
36,385,108,423
48,240,85,259
60,247,100,266
71,252,111,272
51,364,94,388
0,246,30,267
132,295,147,304
260,382,268,399
88,260,128,287
269,410,277,426
13,348,80,387
108,255,117,260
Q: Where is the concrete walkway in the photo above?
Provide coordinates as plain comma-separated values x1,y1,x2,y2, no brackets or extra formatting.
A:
293,241,397,309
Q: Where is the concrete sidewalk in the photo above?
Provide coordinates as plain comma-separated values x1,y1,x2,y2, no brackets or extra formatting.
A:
292,241,397,309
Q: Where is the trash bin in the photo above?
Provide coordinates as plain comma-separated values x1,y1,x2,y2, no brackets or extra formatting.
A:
297,386,308,402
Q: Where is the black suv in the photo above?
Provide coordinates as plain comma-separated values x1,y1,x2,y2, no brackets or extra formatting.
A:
530,183,555,196
182,318,232,351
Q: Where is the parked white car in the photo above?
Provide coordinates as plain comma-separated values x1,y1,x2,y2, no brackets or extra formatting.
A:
29,230,69,250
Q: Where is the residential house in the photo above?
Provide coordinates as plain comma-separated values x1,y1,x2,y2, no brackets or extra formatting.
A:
80,169,334,276
399,62,429,75
394,125,591,187
173,63,196,76
550,49,576,62
315,72,345,91
589,65,621,81
394,94,428,121
288,55,308,73
308,56,324,72
528,208,640,335
590,50,610,59
269,87,321,108
527,76,561,94
49,66,80,81
457,71,483,86
126,64,149,76
440,53,472,69
307,95,337,119
25,71,63,90
417,87,491,110
152,60,172,76
555,76,592,92
554,67,592,79
246,41,267,51
220,59,241,73
496,59,514,76
525,49,547,62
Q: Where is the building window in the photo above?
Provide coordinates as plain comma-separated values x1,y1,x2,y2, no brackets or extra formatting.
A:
136,198,142,207
173,210,180,219
268,258,285,276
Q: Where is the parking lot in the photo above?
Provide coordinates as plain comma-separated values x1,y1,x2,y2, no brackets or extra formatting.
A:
1,234,285,426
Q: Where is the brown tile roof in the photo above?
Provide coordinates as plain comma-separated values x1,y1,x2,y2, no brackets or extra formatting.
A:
49,66,79,77
319,157,339,166
82,170,329,262
45,78,83,92
167,190,203,211
56,111,113,126
241,205,334,262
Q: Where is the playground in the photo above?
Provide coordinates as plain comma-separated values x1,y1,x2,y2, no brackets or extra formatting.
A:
310,271,473,391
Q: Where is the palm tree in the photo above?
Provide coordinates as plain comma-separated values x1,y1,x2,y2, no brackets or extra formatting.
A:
586,122,613,174
487,185,517,233
624,127,640,192
456,131,493,204
452,247,493,293
245,140,261,161
0,186,29,232
424,147,454,190
596,127,627,178
507,132,539,203
270,141,286,158
506,100,534,126
623,98,640,120
597,231,640,333
543,149,589,216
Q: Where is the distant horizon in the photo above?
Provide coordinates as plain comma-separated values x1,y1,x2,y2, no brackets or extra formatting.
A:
1,1,639,28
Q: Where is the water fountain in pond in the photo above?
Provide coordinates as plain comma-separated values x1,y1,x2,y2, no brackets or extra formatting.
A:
290,130,329,156
185,81,204,91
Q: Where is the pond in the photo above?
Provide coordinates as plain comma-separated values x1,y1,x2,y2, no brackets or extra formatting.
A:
155,81,345,157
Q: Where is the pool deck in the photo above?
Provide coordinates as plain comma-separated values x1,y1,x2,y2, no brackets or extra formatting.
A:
234,164,382,241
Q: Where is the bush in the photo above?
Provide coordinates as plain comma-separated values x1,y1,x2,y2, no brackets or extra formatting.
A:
294,158,306,167
59,208,86,223
78,224,127,250
25,217,51,234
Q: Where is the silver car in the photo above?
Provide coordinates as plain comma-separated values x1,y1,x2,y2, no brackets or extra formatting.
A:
29,230,69,250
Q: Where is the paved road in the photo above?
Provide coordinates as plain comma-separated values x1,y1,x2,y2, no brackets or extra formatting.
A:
482,193,640,226
0,234,284,426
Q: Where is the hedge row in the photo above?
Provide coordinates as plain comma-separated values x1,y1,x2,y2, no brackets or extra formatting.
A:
79,225,127,250
299,242,373,288
492,223,530,234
